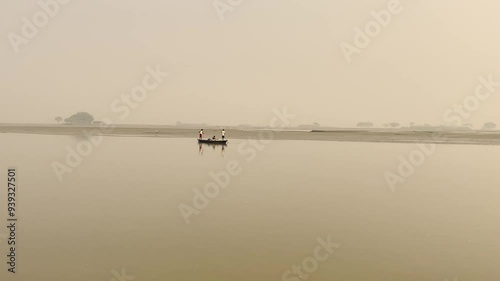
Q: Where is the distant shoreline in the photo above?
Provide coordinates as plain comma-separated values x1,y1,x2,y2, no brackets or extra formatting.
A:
1,123,500,146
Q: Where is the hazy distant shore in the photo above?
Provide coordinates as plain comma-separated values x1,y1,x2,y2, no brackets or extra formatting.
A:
1,124,500,146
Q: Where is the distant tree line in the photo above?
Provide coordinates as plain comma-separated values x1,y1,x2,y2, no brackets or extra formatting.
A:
357,122,374,128
357,121,497,130
482,122,496,130
55,112,95,125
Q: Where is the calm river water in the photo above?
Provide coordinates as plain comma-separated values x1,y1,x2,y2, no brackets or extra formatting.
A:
1,134,499,281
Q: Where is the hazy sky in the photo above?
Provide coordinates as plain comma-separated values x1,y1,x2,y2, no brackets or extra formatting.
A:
2,0,500,127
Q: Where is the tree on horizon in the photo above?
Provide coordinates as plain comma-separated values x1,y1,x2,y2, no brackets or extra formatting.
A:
482,122,497,130
64,112,94,125
357,122,374,128
390,122,400,128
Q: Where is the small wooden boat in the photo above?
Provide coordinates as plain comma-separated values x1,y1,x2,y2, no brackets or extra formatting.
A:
198,139,228,144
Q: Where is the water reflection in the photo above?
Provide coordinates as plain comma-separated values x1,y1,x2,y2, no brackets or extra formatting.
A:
198,142,226,157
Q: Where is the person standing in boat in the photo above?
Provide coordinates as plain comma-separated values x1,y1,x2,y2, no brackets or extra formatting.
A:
221,129,225,140
199,129,203,140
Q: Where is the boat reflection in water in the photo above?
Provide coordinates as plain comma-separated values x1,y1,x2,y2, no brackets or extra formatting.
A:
198,142,226,157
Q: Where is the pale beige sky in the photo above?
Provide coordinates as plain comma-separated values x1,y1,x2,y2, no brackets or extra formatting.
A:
2,0,500,127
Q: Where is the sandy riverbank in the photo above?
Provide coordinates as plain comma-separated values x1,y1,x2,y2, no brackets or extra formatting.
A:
1,124,500,145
